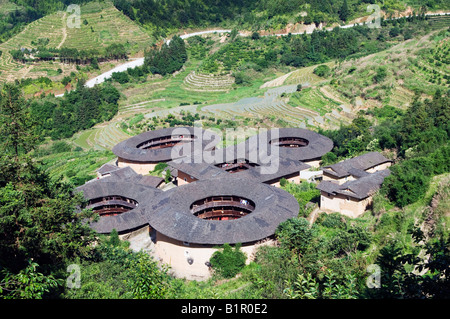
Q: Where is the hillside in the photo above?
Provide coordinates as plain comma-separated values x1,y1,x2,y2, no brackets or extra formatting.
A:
0,1,152,84
261,27,449,116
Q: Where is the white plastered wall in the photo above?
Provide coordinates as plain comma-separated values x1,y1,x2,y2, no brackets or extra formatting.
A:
320,191,372,218
151,231,275,281
117,157,158,175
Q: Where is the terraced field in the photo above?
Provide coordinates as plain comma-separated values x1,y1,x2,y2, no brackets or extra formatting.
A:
427,14,450,30
284,62,335,87
43,12,450,152
258,63,332,89
0,1,151,83
62,2,151,52
0,12,66,82
183,71,234,92
328,28,449,110
73,120,131,151
202,83,353,129
387,85,416,109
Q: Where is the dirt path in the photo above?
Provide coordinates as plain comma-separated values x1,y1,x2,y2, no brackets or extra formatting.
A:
56,12,67,49
260,71,295,88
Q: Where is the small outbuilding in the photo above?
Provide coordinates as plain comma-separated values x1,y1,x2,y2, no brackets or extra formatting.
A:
317,169,391,218
322,151,392,184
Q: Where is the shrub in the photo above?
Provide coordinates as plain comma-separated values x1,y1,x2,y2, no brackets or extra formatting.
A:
50,141,72,154
313,64,331,77
316,212,347,229
321,152,338,165
381,162,431,208
251,32,260,40
209,243,247,278
276,217,316,253
111,71,130,84
233,71,251,86
373,66,388,83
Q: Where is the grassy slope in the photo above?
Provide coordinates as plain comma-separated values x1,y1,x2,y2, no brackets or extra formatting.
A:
332,29,449,108
0,1,152,84
262,27,449,121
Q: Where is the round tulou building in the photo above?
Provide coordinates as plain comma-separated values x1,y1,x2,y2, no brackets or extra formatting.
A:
112,126,220,174
246,127,334,168
146,176,299,280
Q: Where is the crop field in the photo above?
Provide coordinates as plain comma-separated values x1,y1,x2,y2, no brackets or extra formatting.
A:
183,71,235,92
39,147,116,185
332,28,449,109
284,62,335,87
287,87,342,116
61,1,151,52
0,1,152,83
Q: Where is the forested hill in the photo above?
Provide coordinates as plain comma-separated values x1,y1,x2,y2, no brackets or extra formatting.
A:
1,0,447,43
112,0,447,32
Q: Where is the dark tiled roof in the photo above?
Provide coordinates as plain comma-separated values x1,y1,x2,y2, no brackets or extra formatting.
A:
78,127,335,240
246,128,334,162
322,152,392,178
135,175,165,188
97,163,121,176
112,127,220,163
95,166,165,188
236,157,310,184
167,144,310,184
77,173,300,243
168,160,228,180
317,169,391,200
76,179,163,234
147,176,300,245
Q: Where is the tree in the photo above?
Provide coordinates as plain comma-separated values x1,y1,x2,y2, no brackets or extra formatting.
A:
381,160,431,207
338,0,350,22
321,152,338,165
164,169,172,184
251,31,260,40
0,260,62,299
127,251,170,299
276,217,316,253
209,243,247,278
313,64,331,77
0,83,98,277
0,83,37,163
144,35,187,75
108,229,120,247
111,71,130,84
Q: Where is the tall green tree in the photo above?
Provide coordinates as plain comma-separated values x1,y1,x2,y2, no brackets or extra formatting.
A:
338,0,350,22
144,35,187,75
0,83,97,287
